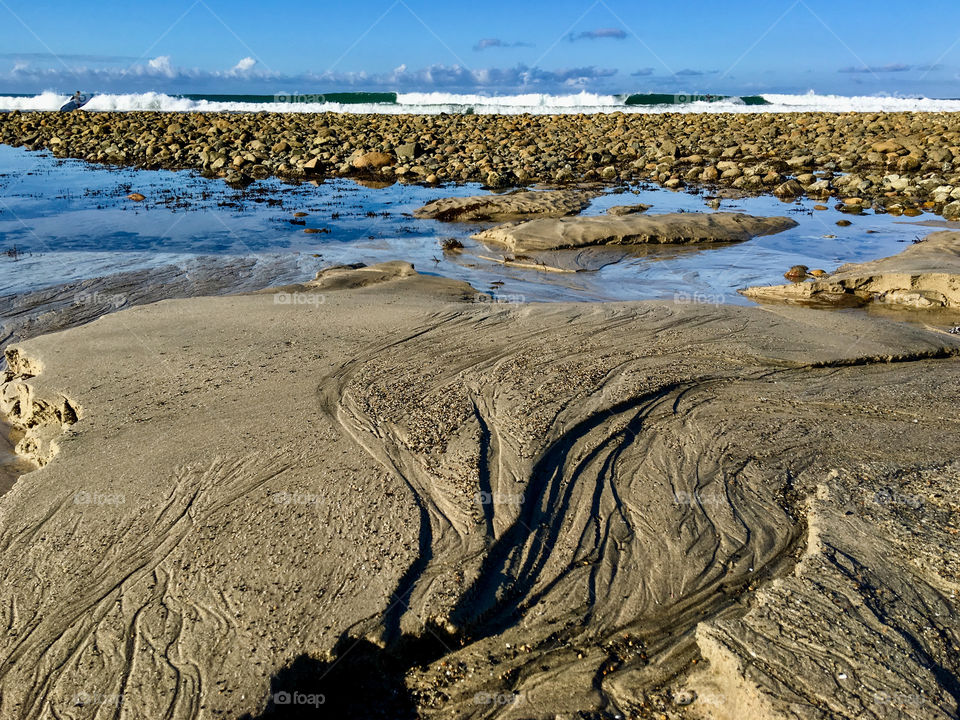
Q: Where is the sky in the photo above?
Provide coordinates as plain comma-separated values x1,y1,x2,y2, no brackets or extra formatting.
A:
1,0,959,96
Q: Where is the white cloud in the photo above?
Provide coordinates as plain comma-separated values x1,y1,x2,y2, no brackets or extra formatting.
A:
231,57,256,73
147,56,175,77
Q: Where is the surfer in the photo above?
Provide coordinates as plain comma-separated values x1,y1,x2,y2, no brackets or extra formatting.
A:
60,91,89,112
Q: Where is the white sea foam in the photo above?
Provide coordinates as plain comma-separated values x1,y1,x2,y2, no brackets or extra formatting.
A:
2,89,960,114
760,91,960,113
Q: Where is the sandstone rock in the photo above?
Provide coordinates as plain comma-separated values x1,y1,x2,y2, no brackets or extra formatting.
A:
396,142,422,160
607,204,652,216
415,189,597,222
785,265,809,281
742,231,960,308
352,151,394,170
898,155,922,172
473,212,798,253
773,180,804,198
872,139,904,154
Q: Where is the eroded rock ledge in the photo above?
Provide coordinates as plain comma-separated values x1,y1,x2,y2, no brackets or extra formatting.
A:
414,189,599,222
473,211,798,253
742,230,960,308
0,347,80,466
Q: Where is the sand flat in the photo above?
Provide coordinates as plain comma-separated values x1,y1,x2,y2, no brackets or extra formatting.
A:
1,264,959,718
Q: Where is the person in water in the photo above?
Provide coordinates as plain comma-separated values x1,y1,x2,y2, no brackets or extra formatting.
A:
72,91,83,104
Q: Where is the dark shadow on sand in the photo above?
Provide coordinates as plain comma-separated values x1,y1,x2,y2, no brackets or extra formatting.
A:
240,629,460,719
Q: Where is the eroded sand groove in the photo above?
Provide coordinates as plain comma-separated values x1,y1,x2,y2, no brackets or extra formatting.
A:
0,275,957,718
311,301,960,718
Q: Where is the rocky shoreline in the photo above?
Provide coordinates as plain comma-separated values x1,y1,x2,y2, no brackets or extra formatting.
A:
2,110,960,220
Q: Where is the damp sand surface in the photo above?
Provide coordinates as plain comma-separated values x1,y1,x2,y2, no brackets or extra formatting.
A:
1,263,959,719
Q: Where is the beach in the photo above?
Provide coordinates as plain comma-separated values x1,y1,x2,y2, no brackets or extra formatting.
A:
2,260,960,719
1,103,960,720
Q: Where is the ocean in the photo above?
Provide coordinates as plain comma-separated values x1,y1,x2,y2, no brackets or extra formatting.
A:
3,90,960,114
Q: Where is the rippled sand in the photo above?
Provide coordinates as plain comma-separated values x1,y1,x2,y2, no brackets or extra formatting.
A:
1,260,958,719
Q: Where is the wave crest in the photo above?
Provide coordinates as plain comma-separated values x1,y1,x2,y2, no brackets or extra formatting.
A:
2,90,960,114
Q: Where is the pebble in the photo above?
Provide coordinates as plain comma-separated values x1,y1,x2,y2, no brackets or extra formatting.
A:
785,265,810,281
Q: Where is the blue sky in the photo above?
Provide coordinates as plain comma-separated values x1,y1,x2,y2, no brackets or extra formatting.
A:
1,0,959,96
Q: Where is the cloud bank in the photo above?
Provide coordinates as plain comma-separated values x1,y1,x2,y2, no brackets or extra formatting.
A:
0,55,620,93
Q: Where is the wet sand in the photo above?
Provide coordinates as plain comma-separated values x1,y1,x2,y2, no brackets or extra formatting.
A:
0,421,33,495
1,260,959,719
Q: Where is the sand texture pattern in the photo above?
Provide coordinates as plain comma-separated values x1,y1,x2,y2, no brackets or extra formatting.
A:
0,264,958,718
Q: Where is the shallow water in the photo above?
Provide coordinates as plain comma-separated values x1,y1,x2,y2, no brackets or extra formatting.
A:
0,144,941,304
